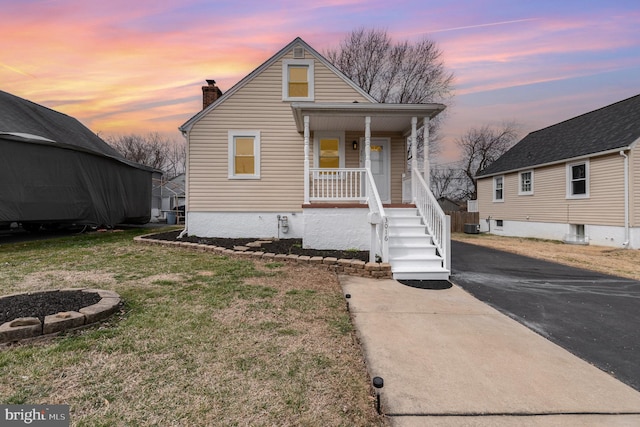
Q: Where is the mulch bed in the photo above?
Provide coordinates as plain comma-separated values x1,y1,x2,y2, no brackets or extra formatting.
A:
0,290,101,324
148,231,370,262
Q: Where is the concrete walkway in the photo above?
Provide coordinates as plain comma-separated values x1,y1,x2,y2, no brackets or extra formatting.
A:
340,275,640,426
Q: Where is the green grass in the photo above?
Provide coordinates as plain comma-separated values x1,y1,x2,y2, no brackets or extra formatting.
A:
0,229,384,426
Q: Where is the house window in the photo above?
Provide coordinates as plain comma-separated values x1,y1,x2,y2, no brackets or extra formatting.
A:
228,130,260,179
567,161,589,198
319,138,340,169
282,59,314,101
496,219,504,227
519,170,533,195
493,176,504,202
314,132,344,170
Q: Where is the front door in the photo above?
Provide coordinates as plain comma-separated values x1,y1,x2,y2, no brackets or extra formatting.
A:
361,138,391,204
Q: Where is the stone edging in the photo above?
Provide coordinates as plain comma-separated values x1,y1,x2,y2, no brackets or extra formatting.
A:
0,289,121,344
134,235,393,279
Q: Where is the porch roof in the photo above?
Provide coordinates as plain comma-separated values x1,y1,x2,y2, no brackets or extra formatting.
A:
291,102,446,134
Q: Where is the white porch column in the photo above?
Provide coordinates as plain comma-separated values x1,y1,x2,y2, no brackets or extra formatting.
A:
303,115,310,205
423,117,430,188
365,116,371,170
411,116,418,201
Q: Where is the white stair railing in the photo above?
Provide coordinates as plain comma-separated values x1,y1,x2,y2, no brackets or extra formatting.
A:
412,168,451,272
365,169,388,263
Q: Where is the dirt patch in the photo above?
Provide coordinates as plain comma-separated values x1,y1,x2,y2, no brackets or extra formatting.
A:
150,230,370,261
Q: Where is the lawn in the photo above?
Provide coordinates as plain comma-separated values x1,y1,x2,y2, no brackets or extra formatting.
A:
0,229,385,426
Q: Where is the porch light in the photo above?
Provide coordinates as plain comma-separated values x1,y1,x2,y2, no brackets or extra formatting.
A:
352,140,358,150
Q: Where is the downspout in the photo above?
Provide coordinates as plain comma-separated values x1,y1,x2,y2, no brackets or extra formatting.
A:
177,129,190,239
620,150,630,248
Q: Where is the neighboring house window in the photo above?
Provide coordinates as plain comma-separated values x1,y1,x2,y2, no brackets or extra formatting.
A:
493,176,504,202
282,59,314,101
228,131,260,179
567,161,589,198
519,170,533,195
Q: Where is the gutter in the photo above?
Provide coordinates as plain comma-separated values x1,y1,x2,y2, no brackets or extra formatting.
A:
177,128,190,239
620,150,630,248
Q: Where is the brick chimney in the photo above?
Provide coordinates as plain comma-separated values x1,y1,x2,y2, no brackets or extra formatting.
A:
202,79,223,109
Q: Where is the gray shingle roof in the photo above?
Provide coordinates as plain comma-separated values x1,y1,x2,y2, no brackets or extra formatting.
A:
477,94,640,177
0,90,125,160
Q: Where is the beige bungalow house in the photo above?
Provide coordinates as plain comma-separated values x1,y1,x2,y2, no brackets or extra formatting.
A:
476,94,640,249
179,37,450,280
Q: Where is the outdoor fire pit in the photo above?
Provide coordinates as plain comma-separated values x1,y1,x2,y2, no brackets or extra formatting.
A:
0,289,121,344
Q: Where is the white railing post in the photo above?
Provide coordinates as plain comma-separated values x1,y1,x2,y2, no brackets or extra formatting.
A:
445,215,451,272
365,116,371,170
411,117,417,202
303,115,310,205
423,117,430,188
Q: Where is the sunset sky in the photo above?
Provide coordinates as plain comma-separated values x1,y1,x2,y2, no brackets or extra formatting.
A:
2,0,639,163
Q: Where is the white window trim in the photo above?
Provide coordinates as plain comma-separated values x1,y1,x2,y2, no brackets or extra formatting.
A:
493,175,504,202
566,160,589,199
282,59,314,101
228,130,260,180
518,170,534,195
313,131,345,169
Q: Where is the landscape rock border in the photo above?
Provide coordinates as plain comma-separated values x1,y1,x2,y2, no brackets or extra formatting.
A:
134,234,393,279
0,289,121,344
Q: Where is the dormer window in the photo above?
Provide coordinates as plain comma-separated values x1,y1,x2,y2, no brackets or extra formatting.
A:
282,59,314,101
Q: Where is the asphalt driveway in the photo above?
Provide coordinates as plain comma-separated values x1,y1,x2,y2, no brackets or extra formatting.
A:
451,240,640,391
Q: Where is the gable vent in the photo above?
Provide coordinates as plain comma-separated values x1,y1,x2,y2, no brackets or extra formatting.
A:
293,46,305,59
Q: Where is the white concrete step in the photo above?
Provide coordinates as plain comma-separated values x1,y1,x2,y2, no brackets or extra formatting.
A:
389,224,427,236
389,244,438,259
392,268,450,281
388,216,423,227
388,234,434,247
385,207,449,280
390,254,444,270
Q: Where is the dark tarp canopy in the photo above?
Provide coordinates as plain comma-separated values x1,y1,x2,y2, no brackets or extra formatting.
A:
0,90,154,227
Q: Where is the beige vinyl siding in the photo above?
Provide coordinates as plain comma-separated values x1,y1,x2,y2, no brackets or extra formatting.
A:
478,153,626,226
188,50,371,212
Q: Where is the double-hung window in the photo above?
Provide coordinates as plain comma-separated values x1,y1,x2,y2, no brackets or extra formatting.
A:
228,131,260,179
282,59,314,101
313,132,344,178
493,176,504,202
567,161,589,198
519,170,533,195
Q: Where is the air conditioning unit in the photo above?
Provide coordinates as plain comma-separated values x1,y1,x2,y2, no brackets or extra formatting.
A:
464,223,480,234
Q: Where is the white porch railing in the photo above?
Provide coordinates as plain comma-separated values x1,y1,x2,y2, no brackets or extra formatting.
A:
412,168,451,272
307,167,388,263
309,168,366,202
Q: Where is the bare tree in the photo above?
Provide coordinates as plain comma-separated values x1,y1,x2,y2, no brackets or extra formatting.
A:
105,133,185,179
326,28,453,159
326,28,453,104
457,123,520,200
430,166,468,200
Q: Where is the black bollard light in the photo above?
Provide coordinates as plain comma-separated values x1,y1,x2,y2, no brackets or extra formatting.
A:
345,293,351,310
372,376,384,414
